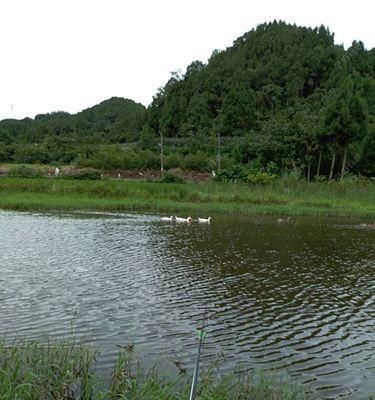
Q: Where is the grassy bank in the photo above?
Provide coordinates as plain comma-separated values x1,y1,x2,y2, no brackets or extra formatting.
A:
0,338,306,399
0,177,374,217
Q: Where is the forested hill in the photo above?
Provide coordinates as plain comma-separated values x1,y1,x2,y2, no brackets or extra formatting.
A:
147,22,341,137
145,21,375,177
0,97,146,144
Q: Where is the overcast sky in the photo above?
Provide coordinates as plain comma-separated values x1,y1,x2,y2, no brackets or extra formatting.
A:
0,0,374,120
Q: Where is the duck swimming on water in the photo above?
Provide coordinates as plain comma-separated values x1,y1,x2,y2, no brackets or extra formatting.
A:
175,216,192,223
198,217,212,224
277,217,291,223
360,222,375,228
160,216,175,221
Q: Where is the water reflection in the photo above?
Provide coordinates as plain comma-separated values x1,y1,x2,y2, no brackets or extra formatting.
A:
0,211,374,399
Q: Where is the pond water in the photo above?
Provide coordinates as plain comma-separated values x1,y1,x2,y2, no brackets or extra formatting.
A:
0,210,374,399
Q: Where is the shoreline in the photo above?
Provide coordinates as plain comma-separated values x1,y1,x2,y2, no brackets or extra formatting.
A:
0,177,374,218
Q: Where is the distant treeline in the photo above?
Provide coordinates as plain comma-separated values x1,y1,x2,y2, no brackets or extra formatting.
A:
1,21,374,178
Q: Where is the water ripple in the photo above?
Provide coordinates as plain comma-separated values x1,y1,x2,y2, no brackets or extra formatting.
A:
0,211,374,399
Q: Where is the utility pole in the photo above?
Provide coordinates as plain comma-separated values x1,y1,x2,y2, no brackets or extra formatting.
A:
217,132,221,171
160,130,164,178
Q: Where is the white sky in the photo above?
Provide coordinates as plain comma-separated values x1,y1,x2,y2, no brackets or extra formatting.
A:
0,0,374,120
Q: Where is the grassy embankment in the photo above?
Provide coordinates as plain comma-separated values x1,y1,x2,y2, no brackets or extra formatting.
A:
0,338,307,399
0,177,374,218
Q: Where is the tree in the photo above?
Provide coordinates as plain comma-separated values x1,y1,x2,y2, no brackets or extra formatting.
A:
325,78,368,179
0,127,13,145
217,84,257,136
261,84,282,115
293,105,323,180
358,127,375,176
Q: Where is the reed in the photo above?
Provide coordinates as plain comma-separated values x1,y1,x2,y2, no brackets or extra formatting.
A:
0,338,307,399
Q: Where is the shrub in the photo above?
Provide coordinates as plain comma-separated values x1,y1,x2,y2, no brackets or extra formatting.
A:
182,152,212,171
266,161,280,174
88,145,125,170
339,173,371,186
139,150,160,169
314,175,327,182
246,171,277,184
65,168,103,180
214,165,248,182
279,169,304,185
8,165,43,178
215,165,277,185
12,144,54,164
0,143,13,163
77,146,161,171
162,172,185,184
164,153,184,169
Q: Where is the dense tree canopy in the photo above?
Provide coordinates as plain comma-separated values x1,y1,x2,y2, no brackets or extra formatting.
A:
1,21,374,178
0,97,146,144
144,21,374,178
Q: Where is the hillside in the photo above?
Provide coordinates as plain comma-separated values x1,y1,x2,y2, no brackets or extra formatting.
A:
0,97,146,143
0,97,147,165
145,21,375,177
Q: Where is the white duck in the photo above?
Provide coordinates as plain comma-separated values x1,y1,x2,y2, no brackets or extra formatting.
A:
175,216,192,223
360,222,375,228
160,216,175,221
277,217,291,224
198,217,212,224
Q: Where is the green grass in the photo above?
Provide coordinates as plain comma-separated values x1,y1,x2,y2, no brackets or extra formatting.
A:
0,338,307,399
0,177,374,217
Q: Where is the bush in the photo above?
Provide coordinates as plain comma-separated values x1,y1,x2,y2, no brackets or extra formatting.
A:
339,173,371,186
246,171,277,184
139,150,160,169
77,146,161,171
83,145,125,170
182,152,212,171
8,165,43,178
215,165,277,185
65,168,103,180
12,144,53,164
0,143,13,163
164,153,184,169
214,165,248,182
314,175,327,182
266,161,280,175
279,169,304,185
161,172,185,184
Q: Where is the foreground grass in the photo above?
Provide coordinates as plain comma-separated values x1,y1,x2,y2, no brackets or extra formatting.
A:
0,177,374,217
0,339,307,400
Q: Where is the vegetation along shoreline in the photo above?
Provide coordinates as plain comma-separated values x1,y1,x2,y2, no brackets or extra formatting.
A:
0,174,374,218
0,338,308,399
